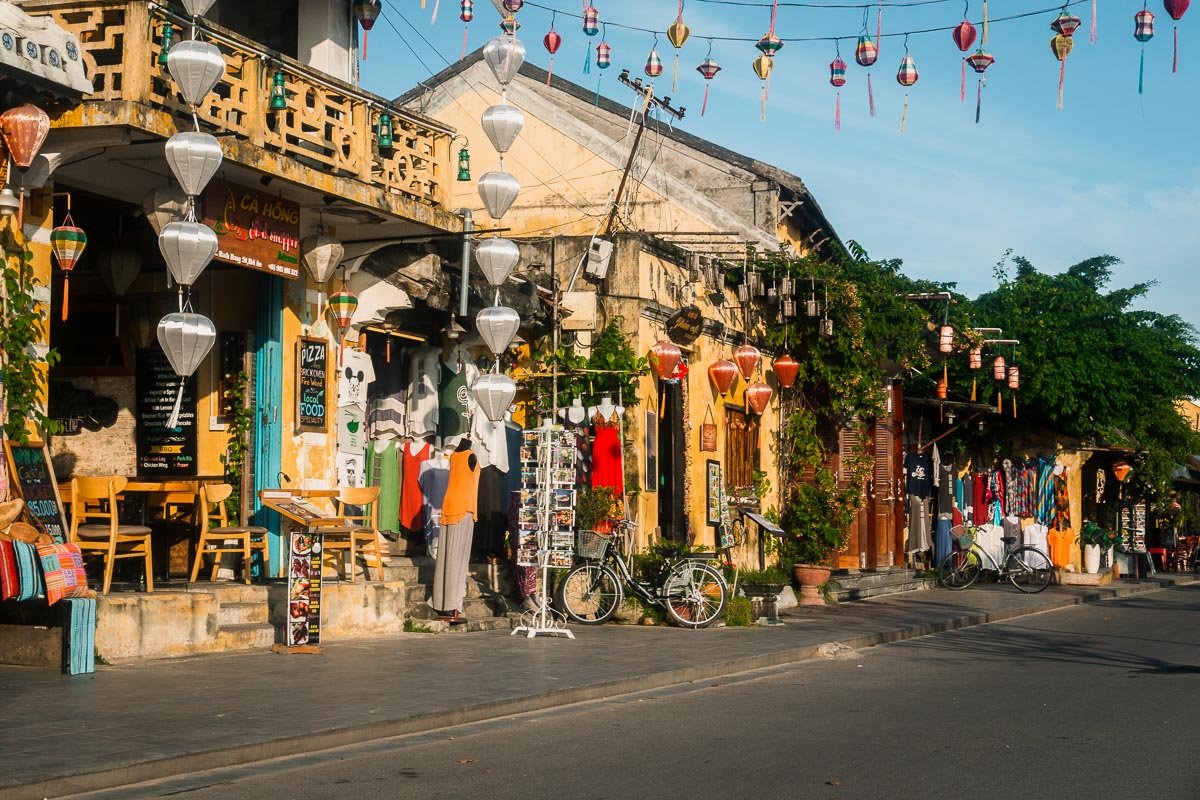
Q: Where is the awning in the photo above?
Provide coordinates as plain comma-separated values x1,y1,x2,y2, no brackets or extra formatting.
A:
0,4,93,99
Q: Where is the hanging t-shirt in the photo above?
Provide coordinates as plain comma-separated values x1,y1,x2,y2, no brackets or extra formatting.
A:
904,451,933,499
338,349,376,406
406,346,440,438
337,451,366,488
337,405,366,455
471,413,510,473
938,461,955,514
438,361,477,442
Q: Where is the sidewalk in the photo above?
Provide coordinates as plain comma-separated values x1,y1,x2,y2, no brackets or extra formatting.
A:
1,577,1193,800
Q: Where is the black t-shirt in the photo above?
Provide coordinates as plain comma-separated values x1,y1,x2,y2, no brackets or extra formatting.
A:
905,451,933,498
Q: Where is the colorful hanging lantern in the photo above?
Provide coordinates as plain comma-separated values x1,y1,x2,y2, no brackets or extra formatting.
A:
1135,8,1156,93
969,346,982,369
649,339,683,381
667,5,690,92
756,32,783,58
734,344,761,380
500,15,520,35
583,5,600,35
0,104,49,169
855,34,879,117
596,40,612,69
696,56,721,116
459,0,474,58
752,54,774,120
965,48,995,123
1051,11,1082,37
938,325,953,353
51,214,87,321
1050,33,1075,109
936,376,948,399
645,42,664,78
992,354,1006,381
772,354,799,389
1007,365,1020,390
952,18,977,102
708,359,738,396
896,49,918,132
502,0,523,12
352,0,382,59
328,289,359,340
746,381,773,415
830,56,846,131
1164,0,1189,73
543,21,562,84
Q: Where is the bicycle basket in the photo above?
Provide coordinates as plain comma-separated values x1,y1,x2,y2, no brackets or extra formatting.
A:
576,530,612,560
951,524,975,551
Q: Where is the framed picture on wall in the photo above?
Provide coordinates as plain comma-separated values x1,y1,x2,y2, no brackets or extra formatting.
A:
706,460,722,527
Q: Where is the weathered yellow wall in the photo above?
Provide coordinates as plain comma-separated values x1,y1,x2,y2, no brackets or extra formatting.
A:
281,273,337,494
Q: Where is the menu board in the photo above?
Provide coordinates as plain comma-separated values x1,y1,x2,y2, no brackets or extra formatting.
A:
3,439,68,543
296,337,328,433
286,530,323,647
135,347,198,476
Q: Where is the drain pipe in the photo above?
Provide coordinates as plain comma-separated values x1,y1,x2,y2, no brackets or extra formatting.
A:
458,208,473,318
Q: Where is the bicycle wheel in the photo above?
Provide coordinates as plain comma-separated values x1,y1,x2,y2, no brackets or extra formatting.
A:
937,548,982,590
556,562,622,624
1006,546,1053,593
662,562,727,628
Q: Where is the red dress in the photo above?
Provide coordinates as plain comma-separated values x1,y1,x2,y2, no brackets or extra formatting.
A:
591,412,624,496
400,441,430,531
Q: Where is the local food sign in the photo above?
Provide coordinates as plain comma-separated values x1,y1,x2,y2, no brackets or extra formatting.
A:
202,180,301,279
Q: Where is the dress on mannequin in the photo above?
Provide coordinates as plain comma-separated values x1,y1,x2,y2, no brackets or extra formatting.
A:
399,440,430,532
417,450,451,558
557,397,587,426
591,409,624,495
432,445,479,615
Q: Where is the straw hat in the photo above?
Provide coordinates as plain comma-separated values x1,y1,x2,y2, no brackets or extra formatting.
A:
0,499,25,531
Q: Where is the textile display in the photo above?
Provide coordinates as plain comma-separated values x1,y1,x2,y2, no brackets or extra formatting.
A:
35,542,89,605
417,454,450,556
904,451,933,498
12,540,44,601
432,515,474,613
437,361,479,443
366,440,401,534
473,465,508,560
336,451,366,488
61,597,97,675
441,449,480,525
935,514,953,563
338,349,376,406
1053,467,1072,530
0,539,18,601
337,405,367,455
400,441,431,531
591,410,624,495
406,346,441,437
907,495,930,553
1048,528,1077,568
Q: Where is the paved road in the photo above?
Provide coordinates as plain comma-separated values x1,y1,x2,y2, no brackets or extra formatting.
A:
72,585,1200,800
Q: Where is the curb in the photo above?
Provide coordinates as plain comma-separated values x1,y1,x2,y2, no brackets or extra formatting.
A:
6,578,1189,800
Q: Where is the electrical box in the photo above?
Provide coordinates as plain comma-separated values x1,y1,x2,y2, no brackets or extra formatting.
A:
585,238,613,280
560,291,598,331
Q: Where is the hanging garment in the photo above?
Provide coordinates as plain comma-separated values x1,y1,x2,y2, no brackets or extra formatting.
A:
366,440,401,535
935,513,954,564
438,360,478,443
400,440,431,531
471,412,510,473
591,411,624,495
406,346,441,438
1002,459,1018,514
1021,520,1052,569
1002,515,1021,552
431,515,474,613
336,451,366,488
338,349,376,406
972,472,986,526
417,455,450,557
904,450,934,498
1036,457,1056,525
1048,527,1076,568
985,469,1005,524
472,465,508,560
1053,466,1072,530
503,423,523,500
976,523,1005,566
368,347,407,439
907,495,931,553
441,448,481,526
337,404,367,455
931,443,941,488
937,461,955,516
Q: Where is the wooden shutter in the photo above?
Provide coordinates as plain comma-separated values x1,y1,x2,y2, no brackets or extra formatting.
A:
838,425,863,485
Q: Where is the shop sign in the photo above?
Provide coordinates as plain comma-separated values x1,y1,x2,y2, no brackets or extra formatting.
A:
3,438,68,543
665,305,704,346
296,336,328,433
202,179,301,279
135,347,198,476
287,527,323,647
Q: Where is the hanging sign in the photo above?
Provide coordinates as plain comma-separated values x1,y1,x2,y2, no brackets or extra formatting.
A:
665,305,704,346
296,336,328,433
3,438,68,543
201,179,301,279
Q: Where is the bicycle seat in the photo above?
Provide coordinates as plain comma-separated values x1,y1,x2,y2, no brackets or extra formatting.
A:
1000,536,1017,545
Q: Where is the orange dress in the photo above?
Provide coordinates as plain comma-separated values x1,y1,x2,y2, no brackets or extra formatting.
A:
441,449,480,525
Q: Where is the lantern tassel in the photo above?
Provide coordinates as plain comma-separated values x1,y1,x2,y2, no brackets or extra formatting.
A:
877,0,883,56
1139,47,1145,94
1173,26,1179,74
982,0,989,44
900,91,908,133
61,275,69,321
834,91,841,131
386,335,391,364
431,0,440,23
1057,60,1065,110
960,58,966,102
1089,0,1097,43
462,26,469,59
672,53,680,93
760,82,767,121
167,379,185,430
583,43,592,74
975,78,983,123
997,391,1002,415
1013,395,1017,418
595,74,602,108
362,30,368,60
867,72,876,117
547,57,555,85
971,376,977,402
702,83,710,116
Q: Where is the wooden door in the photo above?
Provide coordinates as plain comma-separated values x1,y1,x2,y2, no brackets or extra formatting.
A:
868,413,897,569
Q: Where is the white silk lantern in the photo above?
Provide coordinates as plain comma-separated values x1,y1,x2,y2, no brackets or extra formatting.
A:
167,40,226,107
477,171,520,219
481,104,524,153
476,304,521,355
142,186,189,235
483,35,526,85
158,221,218,287
300,232,345,285
475,237,520,285
473,371,517,422
157,311,216,427
165,132,223,197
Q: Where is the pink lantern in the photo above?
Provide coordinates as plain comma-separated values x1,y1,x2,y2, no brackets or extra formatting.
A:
746,381,773,414
649,339,682,380
543,24,562,82
772,354,799,389
938,325,953,353
0,104,50,168
1007,365,1020,390
734,344,761,380
969,347,982,370
708,359,738,396
992,355,1006,381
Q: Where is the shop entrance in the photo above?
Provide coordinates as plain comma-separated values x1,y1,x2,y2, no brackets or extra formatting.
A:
658,380,686,542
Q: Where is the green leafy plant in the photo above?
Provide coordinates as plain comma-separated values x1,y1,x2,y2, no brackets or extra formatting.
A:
403,618,434,633
1081,521,1121,550
219,370,253,521
523,319,648,412
0,245,60,441
576,486,619,531
736,566,789,586
819,578,842,604
723,596,753,627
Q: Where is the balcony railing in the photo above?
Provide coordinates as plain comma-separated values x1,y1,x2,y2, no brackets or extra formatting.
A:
24,0,452,208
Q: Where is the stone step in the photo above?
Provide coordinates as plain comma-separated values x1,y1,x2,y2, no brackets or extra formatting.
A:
213,622,275,650
217,601,269,627
174,582,269,605
835,575,934,602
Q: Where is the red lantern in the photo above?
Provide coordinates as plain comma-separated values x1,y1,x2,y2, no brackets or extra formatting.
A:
992,355,1006,381
969,347,982,370
543,25,562,83
1007,365,1020,390
746,381,773,414
0,104,50,169
952,19,978,51
649,339,682,380
708,359,738,396
734,344,761,380
772,354,799,389
1165,0,1190,73
938,325,953,353
352,0,381,59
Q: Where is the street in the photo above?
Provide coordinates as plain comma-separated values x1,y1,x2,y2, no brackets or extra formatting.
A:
70,585,1200,800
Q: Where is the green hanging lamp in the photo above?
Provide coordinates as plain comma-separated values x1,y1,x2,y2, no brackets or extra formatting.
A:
269,68,287,110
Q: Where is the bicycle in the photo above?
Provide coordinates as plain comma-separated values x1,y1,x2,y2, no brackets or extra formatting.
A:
555,526,729,628
937,524,1053,593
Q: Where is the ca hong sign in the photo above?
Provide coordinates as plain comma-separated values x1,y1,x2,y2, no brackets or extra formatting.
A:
201,180,301,279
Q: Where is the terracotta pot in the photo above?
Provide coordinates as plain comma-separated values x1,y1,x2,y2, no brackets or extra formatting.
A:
792,564,832,607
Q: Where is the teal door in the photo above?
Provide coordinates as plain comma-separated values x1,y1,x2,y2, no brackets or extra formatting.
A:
253,275,285,574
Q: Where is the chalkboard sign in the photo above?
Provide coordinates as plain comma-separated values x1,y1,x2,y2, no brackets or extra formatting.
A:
136,347,198,476
4,439,68,543
296,337,328,433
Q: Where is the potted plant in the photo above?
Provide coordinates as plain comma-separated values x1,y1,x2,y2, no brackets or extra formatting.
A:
777,470,855,606
737,566,789,622
1080,522,1108,574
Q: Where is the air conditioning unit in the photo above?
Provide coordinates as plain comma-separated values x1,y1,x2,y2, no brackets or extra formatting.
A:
585,237,613,280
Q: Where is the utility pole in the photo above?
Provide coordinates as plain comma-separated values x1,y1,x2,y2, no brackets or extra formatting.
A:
604,69,685,237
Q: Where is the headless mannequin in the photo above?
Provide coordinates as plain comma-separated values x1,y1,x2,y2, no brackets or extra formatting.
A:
558,397,587,426
587,394,620,422
433,440,478,623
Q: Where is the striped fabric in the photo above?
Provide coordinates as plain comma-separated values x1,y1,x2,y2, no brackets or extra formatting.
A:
855,34,879,67
12,540,44,601
896,53,919,86
62,597,97,675
36,542,89,606
0,539,18,601
1036,457,1056,525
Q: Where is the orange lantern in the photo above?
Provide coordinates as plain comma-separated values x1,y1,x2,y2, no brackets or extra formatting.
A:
708,359,738,396
936,376,948,399
0,104,50,168
1112,462,1133,482
649,339,682,380
969,347,982,370
1007,365,1020,390
992,355,1006,381
772,354,799,389
746,381,773,414
734,344,761,380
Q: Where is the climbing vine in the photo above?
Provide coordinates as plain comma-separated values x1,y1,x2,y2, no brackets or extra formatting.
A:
1,245,60,442
219,370,253,520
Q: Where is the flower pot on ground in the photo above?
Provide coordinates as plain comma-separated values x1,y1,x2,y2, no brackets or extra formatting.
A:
793,564,832,606
1080,521,1113,575
1083,544,1101,574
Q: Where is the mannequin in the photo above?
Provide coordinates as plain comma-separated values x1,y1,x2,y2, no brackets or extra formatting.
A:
586,394,621,422
558,397,587,427
417,446,452,558
399,436,432,532
431,440,479,623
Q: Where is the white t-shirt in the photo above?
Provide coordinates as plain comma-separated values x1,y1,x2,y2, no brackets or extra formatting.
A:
338,349,376,406
406,346,441,437
337,405,366,456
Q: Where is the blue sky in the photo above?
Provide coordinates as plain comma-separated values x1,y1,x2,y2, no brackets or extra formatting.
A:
362,0,1200,330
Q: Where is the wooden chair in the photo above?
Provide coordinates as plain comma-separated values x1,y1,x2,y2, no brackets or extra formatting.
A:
324,486,384,582
70,476,154,595
189,484,269,584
